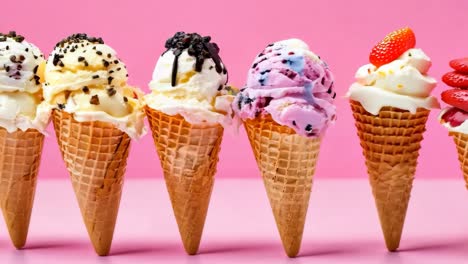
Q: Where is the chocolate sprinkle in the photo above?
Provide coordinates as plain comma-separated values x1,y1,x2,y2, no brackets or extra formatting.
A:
90,95,100,105
92,75,99,79
57,103,66,110
0,31,25,43
305,124,312,132
123,96,128,103
55,33,104,48
82,86,90,93
107,87,116,96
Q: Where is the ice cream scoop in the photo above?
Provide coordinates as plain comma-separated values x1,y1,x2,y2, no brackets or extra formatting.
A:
232,38,336,137
43,33,145,139
145,32,234,126
0,31,48,133
347,48,440,114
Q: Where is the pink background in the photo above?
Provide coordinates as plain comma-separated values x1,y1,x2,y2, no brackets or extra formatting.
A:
1,0,467,179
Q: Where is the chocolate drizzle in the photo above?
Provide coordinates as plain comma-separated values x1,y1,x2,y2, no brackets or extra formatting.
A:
164,32,227,87
171,50,182,87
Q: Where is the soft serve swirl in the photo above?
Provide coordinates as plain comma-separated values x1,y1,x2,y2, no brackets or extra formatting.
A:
347,48,439,114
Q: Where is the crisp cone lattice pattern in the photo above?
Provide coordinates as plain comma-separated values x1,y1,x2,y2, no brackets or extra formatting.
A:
244,115,321,257
350,100,429,251
451,132,468,188
0,128,44,249
145,107,224,255
52,110,131,256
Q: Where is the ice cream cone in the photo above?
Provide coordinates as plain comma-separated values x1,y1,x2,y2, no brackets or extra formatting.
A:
145,107,223,255
350,100,429,251
244,115,321,258
450,132,468,188
0,128,44,249
52,110,131,256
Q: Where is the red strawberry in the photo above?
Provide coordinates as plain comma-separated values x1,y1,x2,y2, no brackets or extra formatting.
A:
449,58,468,74
442,71,468,88
369,27,416,67
441,89,468,112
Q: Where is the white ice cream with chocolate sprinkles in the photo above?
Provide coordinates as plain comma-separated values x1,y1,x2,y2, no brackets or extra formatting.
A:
43,33,145,139
145,32,235,127
0,31,49,133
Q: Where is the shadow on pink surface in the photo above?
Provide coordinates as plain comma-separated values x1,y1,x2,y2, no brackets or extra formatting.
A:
11,237,468,258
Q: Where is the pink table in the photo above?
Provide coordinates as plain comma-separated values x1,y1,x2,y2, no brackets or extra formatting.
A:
1,179,468,263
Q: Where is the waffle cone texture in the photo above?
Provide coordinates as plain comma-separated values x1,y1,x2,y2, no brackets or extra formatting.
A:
451,132,468,188
145,107,224,255
52,110,131,256
350,100,429,251
244,115,321,258
0,128,44,249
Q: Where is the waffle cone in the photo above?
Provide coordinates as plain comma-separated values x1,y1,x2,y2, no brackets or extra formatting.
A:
145,107,223,255
244,115,321,258
450,132,468,188
0,128,44,249
350,100,429,251
52,110,131,256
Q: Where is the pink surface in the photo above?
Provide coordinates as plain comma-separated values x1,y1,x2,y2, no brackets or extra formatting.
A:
1,0,467,179
2,179,468,263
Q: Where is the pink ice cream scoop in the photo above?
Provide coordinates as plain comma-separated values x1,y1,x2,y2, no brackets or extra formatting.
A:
233,38,336,137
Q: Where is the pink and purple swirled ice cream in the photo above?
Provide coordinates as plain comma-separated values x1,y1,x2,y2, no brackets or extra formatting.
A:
233,39,336,137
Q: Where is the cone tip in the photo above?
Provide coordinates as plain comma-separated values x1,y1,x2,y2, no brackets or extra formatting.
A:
92,243,111,256
13,241,26,250
284,246,300,258
183,242,200,255
385,240,400,252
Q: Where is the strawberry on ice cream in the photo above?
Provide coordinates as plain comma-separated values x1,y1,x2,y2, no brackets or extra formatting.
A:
439,58,468,131
347,27,440,114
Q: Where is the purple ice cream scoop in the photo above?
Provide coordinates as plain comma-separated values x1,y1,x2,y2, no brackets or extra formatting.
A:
233,39,336,137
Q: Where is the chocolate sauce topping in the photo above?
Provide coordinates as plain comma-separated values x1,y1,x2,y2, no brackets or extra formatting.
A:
164,32,227,87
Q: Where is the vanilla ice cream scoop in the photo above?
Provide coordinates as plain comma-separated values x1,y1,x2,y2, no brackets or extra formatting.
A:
0,31,49,133
44,33,145,139
347,48,440,115
145,32,235,126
